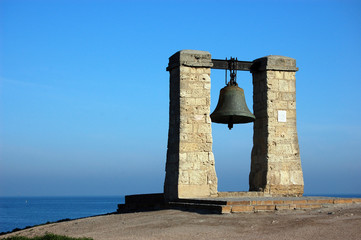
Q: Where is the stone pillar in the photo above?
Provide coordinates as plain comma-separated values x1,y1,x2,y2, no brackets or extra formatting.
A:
164,50,218,200
250,55,304,196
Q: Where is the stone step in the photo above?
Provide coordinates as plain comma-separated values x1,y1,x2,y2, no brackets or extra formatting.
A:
168,202,225,214
229,203,326,213
117,193,361,214
217,191,267,198
181,197,361,206
175,198,228,206
169,202,332,213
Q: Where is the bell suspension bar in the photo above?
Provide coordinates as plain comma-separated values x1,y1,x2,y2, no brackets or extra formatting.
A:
211,59,253,71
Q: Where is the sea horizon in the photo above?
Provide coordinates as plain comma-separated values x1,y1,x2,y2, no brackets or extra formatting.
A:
1,193,361,197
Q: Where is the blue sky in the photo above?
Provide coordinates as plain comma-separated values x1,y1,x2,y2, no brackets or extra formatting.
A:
0,0,360,196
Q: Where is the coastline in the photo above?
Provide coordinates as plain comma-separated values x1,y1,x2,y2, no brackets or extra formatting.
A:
1,204,360,240
0,196,124,234
0,212,116,236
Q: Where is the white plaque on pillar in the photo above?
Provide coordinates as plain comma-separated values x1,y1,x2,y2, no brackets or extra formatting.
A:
278,110,287,122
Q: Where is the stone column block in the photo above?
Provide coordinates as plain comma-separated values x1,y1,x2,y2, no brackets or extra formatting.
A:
164,50,218,200
250,55,304,196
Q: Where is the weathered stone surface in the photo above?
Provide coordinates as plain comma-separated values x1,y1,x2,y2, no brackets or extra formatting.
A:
167,50,213,71
250,55,304,197
252,55,299,72
232,205,254,212
164,50,217,200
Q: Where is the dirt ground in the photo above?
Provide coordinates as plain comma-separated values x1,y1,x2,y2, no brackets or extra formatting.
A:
1,204,361,240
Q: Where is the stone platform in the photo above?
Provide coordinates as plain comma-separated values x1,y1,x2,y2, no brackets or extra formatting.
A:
117,193,361,214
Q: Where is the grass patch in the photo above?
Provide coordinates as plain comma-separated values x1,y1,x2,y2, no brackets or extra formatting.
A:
3,233,93,240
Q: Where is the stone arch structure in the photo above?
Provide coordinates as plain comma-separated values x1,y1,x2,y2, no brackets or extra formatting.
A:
164,50,303,200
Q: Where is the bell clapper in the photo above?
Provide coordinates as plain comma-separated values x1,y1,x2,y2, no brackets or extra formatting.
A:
228,116,234,130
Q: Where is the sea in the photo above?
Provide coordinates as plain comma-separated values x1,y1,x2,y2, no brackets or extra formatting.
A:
0,196,125,234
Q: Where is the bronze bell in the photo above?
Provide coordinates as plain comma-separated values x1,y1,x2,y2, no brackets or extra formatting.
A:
211,82,255,130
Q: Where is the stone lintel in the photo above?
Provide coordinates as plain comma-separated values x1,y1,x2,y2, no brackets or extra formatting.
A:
252,55,298,72
166,50,213,71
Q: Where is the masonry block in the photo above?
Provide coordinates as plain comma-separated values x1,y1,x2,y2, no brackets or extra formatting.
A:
221,206,232,213
334,199,353,204
254,205,276,211
275,204,291,210
231,205,254,213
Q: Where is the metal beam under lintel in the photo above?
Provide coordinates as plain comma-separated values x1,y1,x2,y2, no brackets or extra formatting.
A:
211,59,253,71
